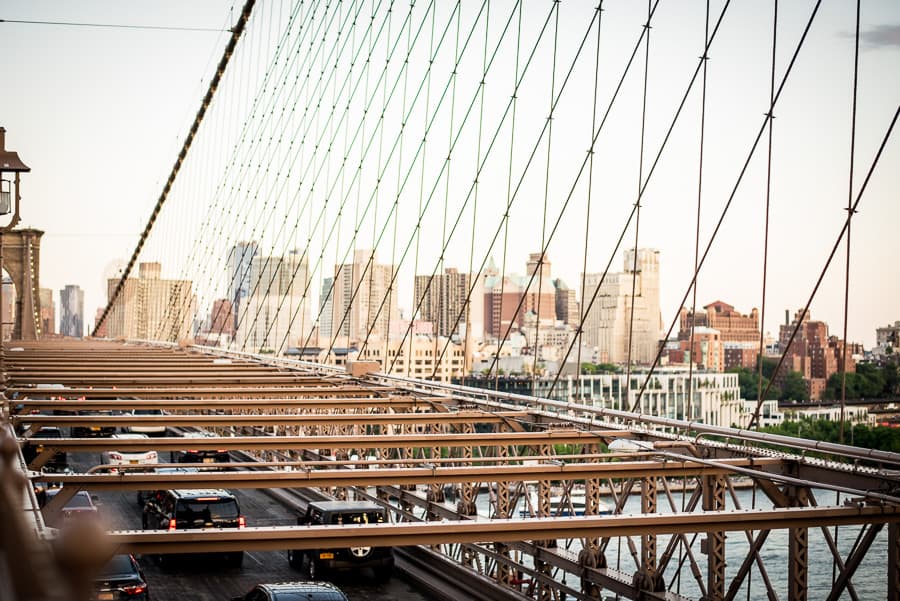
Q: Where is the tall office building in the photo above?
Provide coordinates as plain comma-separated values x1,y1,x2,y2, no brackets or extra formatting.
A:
105,262,195,342
329,249,398,344
227,241,259,331
59,284,84,338
39,288,55,336
234,250,311,351
581,248,662,365
554,278,579,327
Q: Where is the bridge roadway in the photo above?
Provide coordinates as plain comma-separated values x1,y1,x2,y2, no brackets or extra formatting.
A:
70,451,431,601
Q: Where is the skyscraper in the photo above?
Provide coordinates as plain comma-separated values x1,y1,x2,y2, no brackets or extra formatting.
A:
59,285,84,338
581,248,662,365
234,250,311,351
227,241,259,332
414,267,472,338
105,262,195,342
328,249,398,344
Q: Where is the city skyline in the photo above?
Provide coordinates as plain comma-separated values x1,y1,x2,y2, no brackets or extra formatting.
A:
0,2,897,348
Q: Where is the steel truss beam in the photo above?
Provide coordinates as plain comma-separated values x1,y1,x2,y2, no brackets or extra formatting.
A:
104,505,900,554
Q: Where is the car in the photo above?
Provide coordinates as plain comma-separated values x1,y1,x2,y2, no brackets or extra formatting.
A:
21,426,67,468
101,433,158,473
91,554,149,600
72,410,118,438
171,431,230,464
43,488,99,519
127,408,168,436
142,488,245,567
136,466,198,506
231,582,348,601
287,500,394,582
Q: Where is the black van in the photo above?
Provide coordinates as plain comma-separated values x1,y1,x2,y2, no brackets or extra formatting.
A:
142,488,245,567
287,500,393,582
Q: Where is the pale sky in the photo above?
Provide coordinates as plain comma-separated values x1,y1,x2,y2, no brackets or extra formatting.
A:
1,1,898,349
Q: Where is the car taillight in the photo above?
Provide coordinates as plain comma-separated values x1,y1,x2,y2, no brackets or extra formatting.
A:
148,451,158,461
168,518,177,531
122,584,147,595
238,515,246,529
109,452,122,461
187,449,198,454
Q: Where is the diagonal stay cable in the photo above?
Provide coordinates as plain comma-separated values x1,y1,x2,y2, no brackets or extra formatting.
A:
627,0,838,415
93,0,257,336
748,103,898,428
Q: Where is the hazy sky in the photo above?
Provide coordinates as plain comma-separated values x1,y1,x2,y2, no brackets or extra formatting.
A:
1,1,898,348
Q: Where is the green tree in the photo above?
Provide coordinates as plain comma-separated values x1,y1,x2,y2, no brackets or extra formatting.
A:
727,366,779,401
780,371,807,401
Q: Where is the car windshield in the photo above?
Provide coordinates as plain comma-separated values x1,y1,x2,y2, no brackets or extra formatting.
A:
32,429,62,439
66,492,94,509
176,499,238,521
97,555,135,578
133,409,163,416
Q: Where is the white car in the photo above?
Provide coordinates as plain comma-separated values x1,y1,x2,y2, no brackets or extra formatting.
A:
101,433,158,472
127,408,168,435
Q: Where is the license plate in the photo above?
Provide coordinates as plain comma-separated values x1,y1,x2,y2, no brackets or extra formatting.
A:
91,427,101,432
130,460,139,464
97,593,114,601
203,457,215,463
319,552,334,559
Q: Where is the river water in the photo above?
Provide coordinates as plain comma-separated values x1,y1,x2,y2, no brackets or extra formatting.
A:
468,486,887,600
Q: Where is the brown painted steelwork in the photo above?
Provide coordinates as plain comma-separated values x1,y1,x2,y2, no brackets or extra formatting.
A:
104,505,900,554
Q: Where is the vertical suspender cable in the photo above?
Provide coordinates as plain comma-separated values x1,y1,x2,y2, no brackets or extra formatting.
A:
755,0,778,426
840,0,861,444
624,0,652,408
687,0,710,425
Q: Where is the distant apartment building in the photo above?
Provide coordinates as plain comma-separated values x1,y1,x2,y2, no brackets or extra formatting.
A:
414,267,481,339
93,307,107,338
554,278,579,328
876,321,900,356
235,250,311,352
664,326,725,372
483,254,557,340
355,335,467,383
679,301,760,370
581,248,662,365
105,262,195,342
39,288,55,336
59,284,84,338
535,369,743,428
778,310,855,400
323,250,399,344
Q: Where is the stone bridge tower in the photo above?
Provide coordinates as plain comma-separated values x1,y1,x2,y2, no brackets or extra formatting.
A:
1,228,43,341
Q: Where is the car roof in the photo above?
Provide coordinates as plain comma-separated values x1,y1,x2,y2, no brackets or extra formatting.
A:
170,488,235,499
259,581,348,599
308,500,384,512
112,433,150,439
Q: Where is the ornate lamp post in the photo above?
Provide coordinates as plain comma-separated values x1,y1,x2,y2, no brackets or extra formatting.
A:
0,127,30,382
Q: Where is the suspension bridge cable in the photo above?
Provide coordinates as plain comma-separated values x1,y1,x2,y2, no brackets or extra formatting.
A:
544,0,731,404
576,1,605,409
93,0,256,337
755,0,778,426
686,0,711,426
624,0,652,408
628,0,824,415
749,104,899,428
839,0,861,444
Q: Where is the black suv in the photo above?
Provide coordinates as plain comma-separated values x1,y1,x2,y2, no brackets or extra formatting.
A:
287,501,393,582
142,488,245,567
